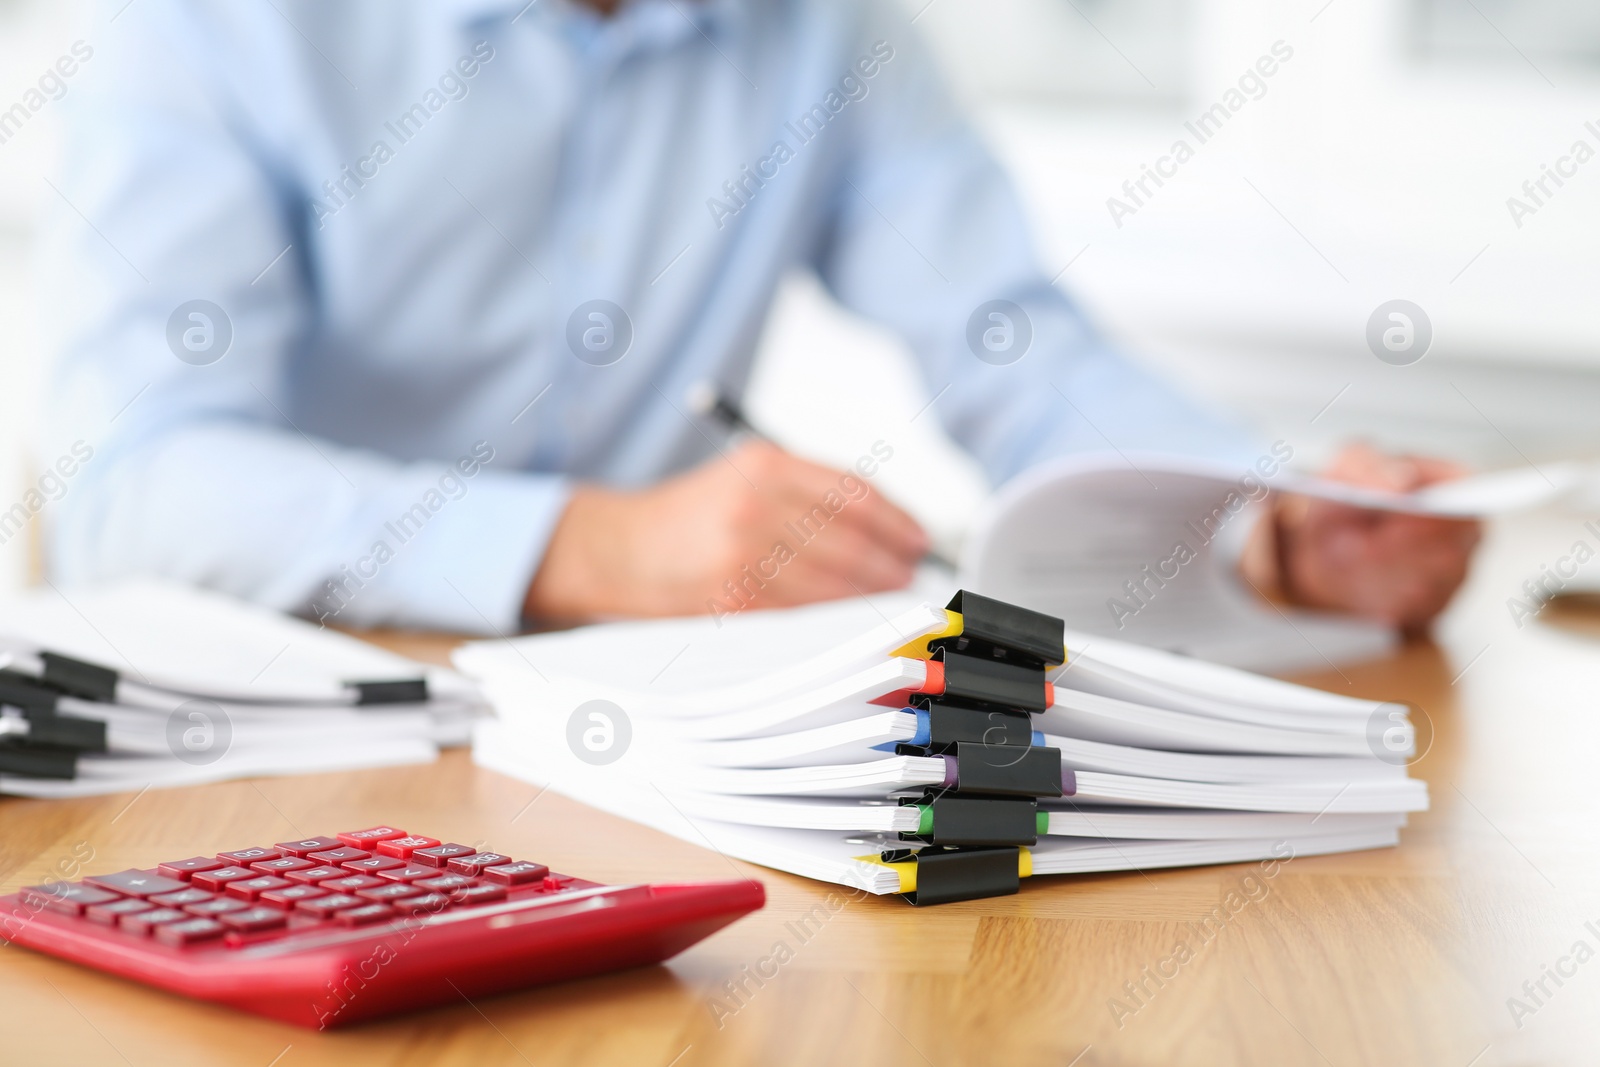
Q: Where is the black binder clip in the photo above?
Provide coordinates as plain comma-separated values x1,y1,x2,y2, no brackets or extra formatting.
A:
880,845,1022,906
932,591,1065,669
945,742,1064,798
20,712,108,753
1,699,106,754
0,742,78,780
931,651,1048,713
38,652,120,703
348,679,430,705
898,794,1040,847
894,704,1035,755
0,670,63,713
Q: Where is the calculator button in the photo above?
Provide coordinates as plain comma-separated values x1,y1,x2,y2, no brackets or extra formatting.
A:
336,827,407,848
120,908,188,936
415,873,475,892
83,869,189,899
272,836,343,857
446,853,513,875
157,856,225,880
412,843,475,867
19,882,121,916
218,907,288,933
295,893,365,917
249,856,317,876
322,875,386,893
85,898,153,925
184,898,249,917
190,867,258,892
217,847,282,867
284,865,348,885
259,884,327,909
354,883,423,903
154,918,226,945
482,861,549,886
225,876,293,902
150,888,214,907
334,903,396,926
449,884,507,906
396,893,451,915
543,874,574,890
307,847,370,865
375,835,440,859
376,863,437,883
341,855,405,874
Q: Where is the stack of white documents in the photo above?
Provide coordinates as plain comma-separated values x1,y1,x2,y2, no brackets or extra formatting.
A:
459,592,1426,903
0,580,485,797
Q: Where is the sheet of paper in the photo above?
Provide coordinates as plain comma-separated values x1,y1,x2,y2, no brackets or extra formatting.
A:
0,578,478,701
962,452,1589,672
961,457,1395,672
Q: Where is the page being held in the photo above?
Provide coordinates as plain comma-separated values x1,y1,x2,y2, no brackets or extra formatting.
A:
1240,443,1482,632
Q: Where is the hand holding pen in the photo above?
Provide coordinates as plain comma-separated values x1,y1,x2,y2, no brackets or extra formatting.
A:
521,385,938,622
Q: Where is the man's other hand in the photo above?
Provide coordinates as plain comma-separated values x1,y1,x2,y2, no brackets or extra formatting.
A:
524,441,929,621
1244,442,1482,631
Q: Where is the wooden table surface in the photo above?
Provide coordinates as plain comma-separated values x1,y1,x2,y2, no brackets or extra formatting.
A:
4,519,1599,1066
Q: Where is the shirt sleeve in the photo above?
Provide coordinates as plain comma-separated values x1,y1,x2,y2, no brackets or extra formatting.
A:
808,9,1262,486
38,2,564,634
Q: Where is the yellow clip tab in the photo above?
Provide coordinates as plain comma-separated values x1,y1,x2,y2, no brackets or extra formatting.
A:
891,608,1069,669
857,849,1035,894
856,854,918,893
891,610,963,661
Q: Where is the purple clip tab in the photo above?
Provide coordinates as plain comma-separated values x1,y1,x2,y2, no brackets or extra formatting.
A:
940,754,959,789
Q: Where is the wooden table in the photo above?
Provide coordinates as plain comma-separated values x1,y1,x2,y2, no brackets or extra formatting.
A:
4,517,1599,1066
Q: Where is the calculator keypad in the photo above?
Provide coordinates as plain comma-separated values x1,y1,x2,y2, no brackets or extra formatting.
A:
375,835,440,859
376,863,436,882
120,908,187,936
225,876,293,901
217,848,281,867
336,827,407,848
157,856,224,880
190,867,257,892
155,918,225,945
306,847,369,865
446,853,512,875
283,865,348,885
149,888,214,908
411,843,475,867
272,837,342,857
83,870,188,898
17,828,588,950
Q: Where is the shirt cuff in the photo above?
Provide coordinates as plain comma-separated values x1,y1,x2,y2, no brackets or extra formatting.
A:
338,469,572,635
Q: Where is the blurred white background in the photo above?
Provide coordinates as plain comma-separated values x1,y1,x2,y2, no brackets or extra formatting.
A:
4,0,1600,588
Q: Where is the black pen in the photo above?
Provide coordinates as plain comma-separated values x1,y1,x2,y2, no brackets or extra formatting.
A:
685,381,766,440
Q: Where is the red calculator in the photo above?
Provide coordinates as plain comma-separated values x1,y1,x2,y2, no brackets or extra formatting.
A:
0,826,764,1028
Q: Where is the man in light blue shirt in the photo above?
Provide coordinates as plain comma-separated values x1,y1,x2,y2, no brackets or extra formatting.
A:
42,0,1477,633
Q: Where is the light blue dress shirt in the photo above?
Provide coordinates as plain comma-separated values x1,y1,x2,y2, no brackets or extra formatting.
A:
41,0,1254,633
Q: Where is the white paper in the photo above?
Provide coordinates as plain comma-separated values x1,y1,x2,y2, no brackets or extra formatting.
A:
961,453,1585,672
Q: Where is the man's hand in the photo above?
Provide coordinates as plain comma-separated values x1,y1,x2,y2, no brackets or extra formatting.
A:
1243,442,1482,631
524,441,929,621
